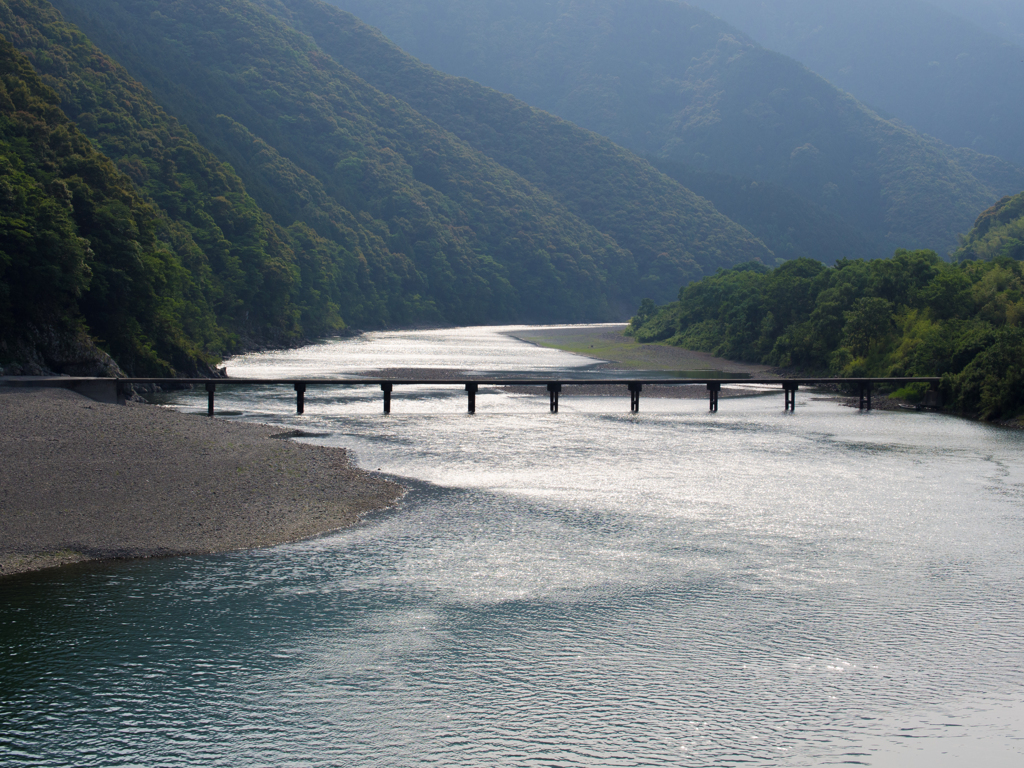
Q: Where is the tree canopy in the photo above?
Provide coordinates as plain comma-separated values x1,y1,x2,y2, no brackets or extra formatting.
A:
629,246,1024,420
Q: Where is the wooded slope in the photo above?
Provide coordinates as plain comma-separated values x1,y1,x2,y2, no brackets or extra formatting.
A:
333,0,1024,257
2,0,774,374
630,246,1024,420
47,0,771,312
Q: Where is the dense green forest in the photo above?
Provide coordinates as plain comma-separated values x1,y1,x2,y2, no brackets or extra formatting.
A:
629,242,1024,420
47,0,770,310
333,0,1024,256
1,0,772,374
693,0,1024,168
0,35,224,375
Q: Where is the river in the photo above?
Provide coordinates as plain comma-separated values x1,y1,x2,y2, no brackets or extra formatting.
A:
2,326,1023,766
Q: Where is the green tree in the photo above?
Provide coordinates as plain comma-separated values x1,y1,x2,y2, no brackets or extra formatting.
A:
841,297,894,356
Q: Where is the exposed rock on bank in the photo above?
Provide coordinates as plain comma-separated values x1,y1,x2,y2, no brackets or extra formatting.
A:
0,387,404,577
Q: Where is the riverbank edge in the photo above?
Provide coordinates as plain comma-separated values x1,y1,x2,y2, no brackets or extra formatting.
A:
0,387,406,579
506,324,1024,428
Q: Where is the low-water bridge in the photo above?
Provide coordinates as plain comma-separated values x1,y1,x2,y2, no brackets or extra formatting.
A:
3,376,942,415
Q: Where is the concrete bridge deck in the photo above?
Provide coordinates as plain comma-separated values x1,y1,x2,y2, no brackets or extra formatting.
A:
2,376,942,415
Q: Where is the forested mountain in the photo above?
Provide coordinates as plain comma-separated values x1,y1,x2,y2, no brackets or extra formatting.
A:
692,0,1024,167
332,0,1024,256
0,35,223,375
241,0,770,300
2,0,773,374
47,0,770,305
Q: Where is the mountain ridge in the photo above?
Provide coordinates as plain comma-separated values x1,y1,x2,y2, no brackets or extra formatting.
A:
330,0,1024,256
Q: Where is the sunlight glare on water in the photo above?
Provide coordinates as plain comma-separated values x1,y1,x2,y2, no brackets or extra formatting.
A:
2,326,1023,767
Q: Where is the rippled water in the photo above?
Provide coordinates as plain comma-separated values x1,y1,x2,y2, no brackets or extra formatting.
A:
3,326,1024,766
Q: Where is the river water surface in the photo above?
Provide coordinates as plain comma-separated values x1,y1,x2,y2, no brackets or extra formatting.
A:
3,326,1024,766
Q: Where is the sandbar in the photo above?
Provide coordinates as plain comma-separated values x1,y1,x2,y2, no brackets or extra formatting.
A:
0,387,404,577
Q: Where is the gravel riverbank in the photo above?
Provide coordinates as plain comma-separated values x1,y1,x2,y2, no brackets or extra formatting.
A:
0,387,404,578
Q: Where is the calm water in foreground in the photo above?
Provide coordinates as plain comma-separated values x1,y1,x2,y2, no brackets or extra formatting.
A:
3,326,1024,766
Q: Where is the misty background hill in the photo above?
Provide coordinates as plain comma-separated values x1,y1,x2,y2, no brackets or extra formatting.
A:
928,0,1024,47
692,0,1024,167
331,0,1024,258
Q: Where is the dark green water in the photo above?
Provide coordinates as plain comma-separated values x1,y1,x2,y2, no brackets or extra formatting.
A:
3,326,1023,766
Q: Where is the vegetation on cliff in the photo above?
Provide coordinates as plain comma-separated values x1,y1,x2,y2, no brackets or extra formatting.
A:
629,245,1024,420
953,191,1024,263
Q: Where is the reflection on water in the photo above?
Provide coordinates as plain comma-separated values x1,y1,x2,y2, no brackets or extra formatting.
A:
2,326,1024,767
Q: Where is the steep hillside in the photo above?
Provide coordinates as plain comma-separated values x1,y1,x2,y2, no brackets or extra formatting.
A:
47,0,771,316
0,35,219,375
693,0,1024,167
332,0,1024,256
1,0,370,360
253,0,775,296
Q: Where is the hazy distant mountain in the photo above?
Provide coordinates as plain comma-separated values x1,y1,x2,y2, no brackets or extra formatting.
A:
257,0,876,272
692,0,1024,167
331,0,1024,257
928,0,1024,47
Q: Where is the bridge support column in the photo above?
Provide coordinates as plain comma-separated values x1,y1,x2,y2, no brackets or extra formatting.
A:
858,382,873,410
206,382,216,417
628,382,642,413
466,383,478,414
707,382,721,412
783,383,799,412
381,383,392,415
548,383,561,413
294,382,306,414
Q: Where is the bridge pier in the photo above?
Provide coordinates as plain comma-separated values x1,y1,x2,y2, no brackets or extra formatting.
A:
381,382,392,414
548,383,561,413
707,382,721,412
466,383,478,413
206,382,216,417
858,382,872,410
628,382,642,413
294,382,306,414
783,383,799,412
